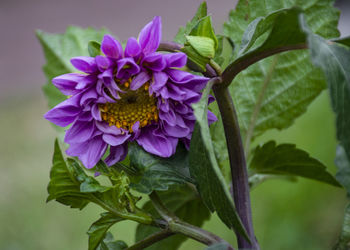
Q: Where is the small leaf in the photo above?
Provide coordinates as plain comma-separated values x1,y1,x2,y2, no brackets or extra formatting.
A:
181,45,209,72
80,176,111,193
135,185,211,250
128,143,194,194
186,36,215,58
250,141,341,187
88,41,102,57
47,139,90,209
189,81,249,240
174,2,207,44
334,203,350,250
189,16,218,50
88,213,124,250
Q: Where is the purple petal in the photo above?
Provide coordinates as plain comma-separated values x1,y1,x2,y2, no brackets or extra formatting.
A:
66,135,107,169
81,137,108,169
164,52,187,68
124,37,141,58
78,111,94,121
98,67,113,85
71,56,97,73
116,58,140,79
159,84,187,101
138,16,162,55
91,104,101,121
136,125,178,157
44,94,82,127
167,69,209,92
64,120,95,144
102,133,131,146
96,121,123,136
208,110,217,125
162,121,190,138
158,98,170,112
130,71,150,90
151,71,168,92
159,109,176,125
130,121,141,139
174,102,189,114
105,144,128,166
142,53,166,71
80,87,98,106
95,55,111,72
101,35,123,59
52,73,84,95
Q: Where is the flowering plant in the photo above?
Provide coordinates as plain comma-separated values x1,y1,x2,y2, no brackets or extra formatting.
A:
38,1,350,249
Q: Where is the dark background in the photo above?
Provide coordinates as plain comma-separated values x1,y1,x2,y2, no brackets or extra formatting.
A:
0,0,349,249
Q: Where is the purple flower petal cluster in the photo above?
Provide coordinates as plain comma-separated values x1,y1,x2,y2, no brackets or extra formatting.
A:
45,16,217,169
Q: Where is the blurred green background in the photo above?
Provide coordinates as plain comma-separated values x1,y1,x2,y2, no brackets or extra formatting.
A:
0,0,349,249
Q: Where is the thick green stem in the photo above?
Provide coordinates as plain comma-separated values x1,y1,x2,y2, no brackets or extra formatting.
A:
221,44,307,87
213,85,259,249
126,230,174,250
149,192,234,248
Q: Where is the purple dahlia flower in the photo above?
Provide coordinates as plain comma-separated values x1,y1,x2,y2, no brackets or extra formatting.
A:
44,16,217,169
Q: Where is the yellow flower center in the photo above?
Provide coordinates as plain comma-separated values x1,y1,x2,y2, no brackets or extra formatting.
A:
99,81,158,132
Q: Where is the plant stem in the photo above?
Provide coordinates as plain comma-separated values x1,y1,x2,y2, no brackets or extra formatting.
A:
149,192,234,248
209,59,223,75
212,85,259,249
221,44,307,87
126,230,174,250
158,42,182,52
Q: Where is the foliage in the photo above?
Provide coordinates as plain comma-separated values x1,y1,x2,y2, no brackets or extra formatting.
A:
190,80,248,239
249,141,341,187
135,185,210,250
38,0,350,249
128,143,194,194
222,0,339,147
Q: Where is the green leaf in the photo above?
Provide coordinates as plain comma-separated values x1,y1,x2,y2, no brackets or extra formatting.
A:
87,213,124,250
135,185,211,250
97,233,128,250
88,41,102,57
334,203,350,250
174,2,207,44
47,140,152,224
181,45,209,72
189,16,218,49
237,8,306,58
36,26,108,108
189,81,249,240
250,141,341,187
299,17,350,193
221,0,340,148
186,36,215,58
80,176,111,193
128,143,194,194
47,139,90,209
182,15,218,72
335,146,350,196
